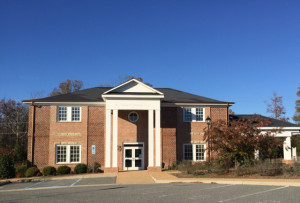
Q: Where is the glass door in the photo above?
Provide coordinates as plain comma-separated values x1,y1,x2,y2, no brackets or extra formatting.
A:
123,144,144,170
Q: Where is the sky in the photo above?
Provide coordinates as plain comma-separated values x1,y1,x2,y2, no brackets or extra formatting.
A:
0,0,299,121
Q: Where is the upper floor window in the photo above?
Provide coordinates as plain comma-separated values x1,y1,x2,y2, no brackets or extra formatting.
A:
183,107,205,122
58,106,81,122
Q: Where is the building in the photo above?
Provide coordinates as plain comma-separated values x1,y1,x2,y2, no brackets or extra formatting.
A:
23,79,300,172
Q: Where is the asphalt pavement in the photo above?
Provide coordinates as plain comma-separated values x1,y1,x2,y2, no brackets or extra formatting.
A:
0,179,299,203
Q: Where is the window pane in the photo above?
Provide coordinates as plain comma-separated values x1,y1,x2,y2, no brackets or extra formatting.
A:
196,144,205,161
70,146,80,162
184,108,192,122
72,107,80,121
58,107,67,121
184,144,193,160
57,146,67,163
196,108,203,121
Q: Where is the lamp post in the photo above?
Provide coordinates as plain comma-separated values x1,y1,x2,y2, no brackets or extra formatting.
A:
206,117,212,163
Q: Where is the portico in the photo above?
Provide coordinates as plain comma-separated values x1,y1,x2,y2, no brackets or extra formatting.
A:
102,79,164,172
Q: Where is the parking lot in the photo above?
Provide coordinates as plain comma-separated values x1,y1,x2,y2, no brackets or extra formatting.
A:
1,179,300,202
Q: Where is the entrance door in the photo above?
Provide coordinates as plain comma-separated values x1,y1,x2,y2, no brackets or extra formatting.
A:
123,143,144,170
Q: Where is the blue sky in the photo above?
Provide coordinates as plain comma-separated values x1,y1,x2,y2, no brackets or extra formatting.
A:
0,0,299,121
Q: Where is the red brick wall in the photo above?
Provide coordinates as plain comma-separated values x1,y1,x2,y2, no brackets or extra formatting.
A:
32,106,50,169
161,107,177,168
117,110,148,170
87,107,105,169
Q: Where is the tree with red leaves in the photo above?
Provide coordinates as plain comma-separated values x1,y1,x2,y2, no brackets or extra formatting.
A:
204,117,282,167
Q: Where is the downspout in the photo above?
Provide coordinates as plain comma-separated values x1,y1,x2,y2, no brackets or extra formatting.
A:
31,101,36,165
227,103,229,125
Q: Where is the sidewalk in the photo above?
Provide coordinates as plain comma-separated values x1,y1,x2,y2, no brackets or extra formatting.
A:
149,170,300,187
117,170,154,184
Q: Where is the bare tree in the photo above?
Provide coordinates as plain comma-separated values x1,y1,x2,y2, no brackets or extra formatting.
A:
99,75,152,87
50,79,83,96
266,92,289,121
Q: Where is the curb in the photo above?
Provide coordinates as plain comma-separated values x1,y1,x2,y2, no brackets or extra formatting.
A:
0,181,11,186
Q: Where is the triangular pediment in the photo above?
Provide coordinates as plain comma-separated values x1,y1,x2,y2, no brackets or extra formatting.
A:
103,79,163,95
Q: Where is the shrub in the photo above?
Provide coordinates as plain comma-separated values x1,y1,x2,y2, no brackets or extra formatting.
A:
25,167,39,177
257,161,283,176
93,162,101,172
236,164,258,176
74,164,87,174
42,166,56,176
16,165,27,177
0,154,15,179
57,166,71,175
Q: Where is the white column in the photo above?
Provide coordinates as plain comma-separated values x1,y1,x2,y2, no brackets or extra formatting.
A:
112,109,118,168
148,109,154,167
283,136,292,160
155,109,161,167
105,109,111,168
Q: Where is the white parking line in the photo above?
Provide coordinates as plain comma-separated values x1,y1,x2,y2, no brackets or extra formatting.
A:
70,178,82,187
24,181,44,189
218,186,289,202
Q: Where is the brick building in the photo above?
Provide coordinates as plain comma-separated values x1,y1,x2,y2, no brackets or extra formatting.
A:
23,79,299,172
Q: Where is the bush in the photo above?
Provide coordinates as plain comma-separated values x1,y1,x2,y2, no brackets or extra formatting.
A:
57,166,71,175
93,162,101,172
257,161,283,176
25,167,40,177
42,166,56,176
74,164,87,174
236,164,258,176
16,165,27,177
0,154,15,179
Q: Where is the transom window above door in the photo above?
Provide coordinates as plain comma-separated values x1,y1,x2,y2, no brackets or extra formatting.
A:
128,112,139,122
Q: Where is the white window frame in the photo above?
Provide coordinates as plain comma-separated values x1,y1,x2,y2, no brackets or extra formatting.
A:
183,144,206,162
183,107,205,122
55,145,81,164
57,106,81,122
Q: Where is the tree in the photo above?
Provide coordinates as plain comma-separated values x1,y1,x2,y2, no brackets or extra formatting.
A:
292,86,300,124
99,76,152,87
0,99,28,145
266,92,289,121
50,79,83,96
203,117,283,167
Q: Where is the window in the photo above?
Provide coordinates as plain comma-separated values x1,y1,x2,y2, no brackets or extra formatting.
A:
58,107,67,121
183,107,205,122
184,108,192,122
183,144,206,161
128,112,139,122
56,145,81,163
57,106,81,122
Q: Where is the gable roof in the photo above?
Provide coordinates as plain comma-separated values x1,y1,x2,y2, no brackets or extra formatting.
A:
230,114,299,127
23,87,232,104
103,79,163,95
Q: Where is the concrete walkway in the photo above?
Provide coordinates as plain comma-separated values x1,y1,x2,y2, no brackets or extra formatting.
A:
149,170,300,187
116,170,155,184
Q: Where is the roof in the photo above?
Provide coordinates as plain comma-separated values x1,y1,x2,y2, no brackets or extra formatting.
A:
230,114,299,127
23,87,233,104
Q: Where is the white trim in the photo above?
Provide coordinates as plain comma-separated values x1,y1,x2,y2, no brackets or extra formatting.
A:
105,109,111,168
23,101,105,106
162,103,233,107
102,95,164,99
112,109,118,168
103,79,164,95
148,109,154,167
155,109,161,167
